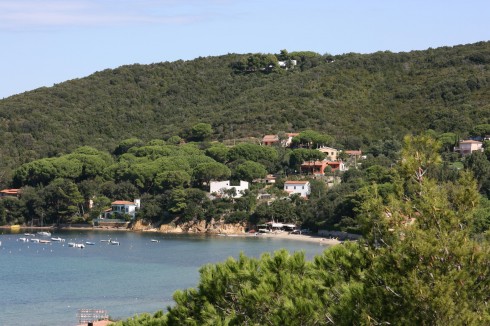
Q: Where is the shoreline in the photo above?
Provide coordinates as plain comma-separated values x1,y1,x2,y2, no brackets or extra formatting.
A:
0,224,345,246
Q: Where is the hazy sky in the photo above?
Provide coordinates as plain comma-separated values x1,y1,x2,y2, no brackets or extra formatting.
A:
1,0,489,98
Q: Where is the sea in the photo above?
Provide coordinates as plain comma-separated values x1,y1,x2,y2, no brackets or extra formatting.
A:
0,230,330,326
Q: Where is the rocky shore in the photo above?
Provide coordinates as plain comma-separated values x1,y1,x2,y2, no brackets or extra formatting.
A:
1,220,344,246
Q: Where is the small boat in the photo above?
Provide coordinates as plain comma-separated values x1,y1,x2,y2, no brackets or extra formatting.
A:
85,242,95,245
24,233,35,236
150,239,160,242
109,240,120,245
30,238,40,243
51,237,65,242
18,237,29,242
39,240,51,244
100,239,110,242
37,231,51,237
68,242,84,248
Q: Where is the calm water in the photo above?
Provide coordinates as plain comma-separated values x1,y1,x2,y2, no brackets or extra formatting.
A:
0,230,329,326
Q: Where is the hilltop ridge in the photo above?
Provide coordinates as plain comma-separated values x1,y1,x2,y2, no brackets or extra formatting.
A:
0,41,489,173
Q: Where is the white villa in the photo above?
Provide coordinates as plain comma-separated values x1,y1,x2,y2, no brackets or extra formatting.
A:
102,199,141,220
210,180,249,198
283,180,311,198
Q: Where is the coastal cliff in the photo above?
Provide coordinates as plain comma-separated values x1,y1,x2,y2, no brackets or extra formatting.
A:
132,219,247,234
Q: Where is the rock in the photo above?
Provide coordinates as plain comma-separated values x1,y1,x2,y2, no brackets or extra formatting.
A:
157,220,246,234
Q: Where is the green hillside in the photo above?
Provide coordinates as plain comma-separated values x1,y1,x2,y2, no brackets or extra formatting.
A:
0,41,489,174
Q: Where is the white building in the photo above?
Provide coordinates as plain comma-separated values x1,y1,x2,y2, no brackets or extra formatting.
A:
103,199,141,220
210,180,249,198
283,181,311,198
454,140,484,156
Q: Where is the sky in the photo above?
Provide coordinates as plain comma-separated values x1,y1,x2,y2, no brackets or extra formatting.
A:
1,0,489,99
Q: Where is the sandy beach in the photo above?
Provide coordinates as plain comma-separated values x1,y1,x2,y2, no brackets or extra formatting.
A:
238,231,342,246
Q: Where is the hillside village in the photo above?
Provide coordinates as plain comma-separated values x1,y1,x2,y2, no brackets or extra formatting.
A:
1,125,488,236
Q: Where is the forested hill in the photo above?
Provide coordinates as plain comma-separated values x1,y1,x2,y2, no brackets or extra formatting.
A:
1,41,489,172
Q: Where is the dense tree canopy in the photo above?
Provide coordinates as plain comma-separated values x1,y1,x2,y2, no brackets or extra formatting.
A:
0,42,489,181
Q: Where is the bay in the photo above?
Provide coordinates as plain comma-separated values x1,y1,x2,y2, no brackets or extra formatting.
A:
0,230,330,326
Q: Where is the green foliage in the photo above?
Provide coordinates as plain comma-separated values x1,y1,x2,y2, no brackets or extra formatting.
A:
185,123,213,142
193,162,231,186
204,143,229,163
291,130,334,148
228,143,279,164
1,42,490,174
233,160,267,182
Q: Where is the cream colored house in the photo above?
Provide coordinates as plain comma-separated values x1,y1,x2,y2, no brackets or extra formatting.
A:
454,140,484,156
317,146,339,161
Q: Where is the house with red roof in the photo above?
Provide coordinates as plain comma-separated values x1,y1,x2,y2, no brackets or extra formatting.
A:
300,160,346,175
262,133,300,147
102,199,141,220
262,135,280,146
283,180,311,198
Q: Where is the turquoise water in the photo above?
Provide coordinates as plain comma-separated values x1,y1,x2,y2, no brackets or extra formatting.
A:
0,230,329,326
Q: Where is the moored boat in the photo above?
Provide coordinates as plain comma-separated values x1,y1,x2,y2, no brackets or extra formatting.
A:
37,231,51,237
51,237,65,242
85,242,95,245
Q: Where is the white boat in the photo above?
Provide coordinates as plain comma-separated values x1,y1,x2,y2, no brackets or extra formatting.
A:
85,242,95,245
37,231,51,237
24,233,35,236
39,240,51,244
150,239,160,242
18,237,29,242
51,237,65,242
100,239,110,242
109,240,120,245
68,242,85,248
30,238,40,243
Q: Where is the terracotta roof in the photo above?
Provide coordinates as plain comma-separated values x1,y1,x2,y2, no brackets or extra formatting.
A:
112,201,135,205
0,189,20,195
286,133,299,137
262,135,279,142
344,150,362,155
